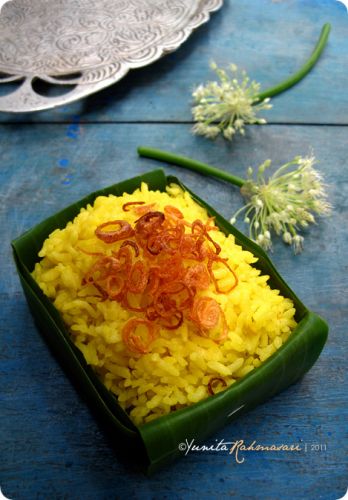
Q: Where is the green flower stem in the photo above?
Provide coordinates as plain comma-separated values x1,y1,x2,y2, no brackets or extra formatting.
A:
256,23,331,102
137,146,245,188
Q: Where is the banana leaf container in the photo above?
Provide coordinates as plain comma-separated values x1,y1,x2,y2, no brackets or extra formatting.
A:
11,169,328,474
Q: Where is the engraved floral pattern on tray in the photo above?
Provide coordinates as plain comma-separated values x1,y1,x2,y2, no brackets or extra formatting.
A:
0,0,223,112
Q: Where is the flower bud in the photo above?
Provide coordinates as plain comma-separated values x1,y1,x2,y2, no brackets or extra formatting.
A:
283,232,292,244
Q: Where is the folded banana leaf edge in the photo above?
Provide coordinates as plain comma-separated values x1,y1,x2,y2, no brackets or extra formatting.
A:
11,169,328,474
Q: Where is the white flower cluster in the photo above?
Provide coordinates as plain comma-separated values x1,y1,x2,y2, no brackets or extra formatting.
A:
192,62,272,140
230,155,332,253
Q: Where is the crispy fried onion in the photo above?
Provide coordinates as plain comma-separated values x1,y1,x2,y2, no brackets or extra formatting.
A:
80,210,238,354
122,318,157,354
207,377,228,396
95,220,134,243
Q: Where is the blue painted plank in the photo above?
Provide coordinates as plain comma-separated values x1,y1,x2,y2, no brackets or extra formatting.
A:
0,123,346,500
0,0,347,124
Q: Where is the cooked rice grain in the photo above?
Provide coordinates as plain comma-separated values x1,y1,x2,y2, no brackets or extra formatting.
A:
33,183,297,425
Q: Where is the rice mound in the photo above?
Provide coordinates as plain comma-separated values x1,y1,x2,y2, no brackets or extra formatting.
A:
32,182,297,425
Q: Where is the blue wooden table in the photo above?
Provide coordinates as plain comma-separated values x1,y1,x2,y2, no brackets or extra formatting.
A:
1,1,347,498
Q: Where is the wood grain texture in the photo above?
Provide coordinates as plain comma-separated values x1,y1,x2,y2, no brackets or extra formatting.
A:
0,0,347,124
0,123,347,499
1,0,347,497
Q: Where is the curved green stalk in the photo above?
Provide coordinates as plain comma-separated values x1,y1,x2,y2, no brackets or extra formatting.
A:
137,147,245,187
256,23,331,102
137,26,331,188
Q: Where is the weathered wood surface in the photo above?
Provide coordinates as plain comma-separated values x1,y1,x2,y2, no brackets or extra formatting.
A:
0,0,347,499
0,0,347,124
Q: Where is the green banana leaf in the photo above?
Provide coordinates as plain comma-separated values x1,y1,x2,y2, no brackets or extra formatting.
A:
12,169,328,474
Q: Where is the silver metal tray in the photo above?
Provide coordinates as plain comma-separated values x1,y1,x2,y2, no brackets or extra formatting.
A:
0,0,223,112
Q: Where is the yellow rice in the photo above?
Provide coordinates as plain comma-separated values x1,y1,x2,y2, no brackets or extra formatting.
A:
32,183,297,425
